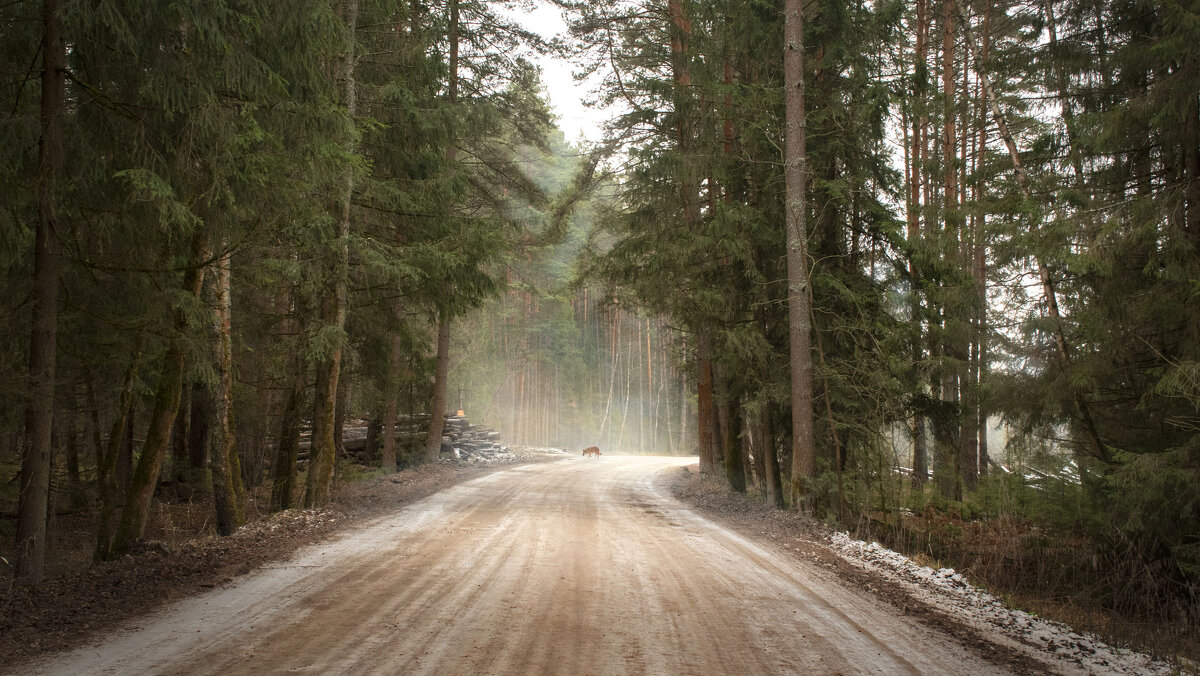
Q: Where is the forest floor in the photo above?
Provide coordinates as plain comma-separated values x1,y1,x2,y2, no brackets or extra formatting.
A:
0,447,564,665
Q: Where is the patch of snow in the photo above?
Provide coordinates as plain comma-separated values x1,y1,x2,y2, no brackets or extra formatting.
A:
829,532,1176,675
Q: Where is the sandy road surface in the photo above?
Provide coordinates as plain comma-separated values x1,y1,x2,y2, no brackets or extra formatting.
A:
22,456,1007,675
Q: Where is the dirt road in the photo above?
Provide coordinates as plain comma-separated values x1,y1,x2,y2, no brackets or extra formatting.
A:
23,456,1007,675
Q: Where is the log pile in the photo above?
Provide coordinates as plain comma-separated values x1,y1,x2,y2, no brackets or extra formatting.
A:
438,414,514,463
296,412,513,464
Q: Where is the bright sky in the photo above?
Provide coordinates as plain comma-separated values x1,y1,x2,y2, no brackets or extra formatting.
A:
513,4,610,143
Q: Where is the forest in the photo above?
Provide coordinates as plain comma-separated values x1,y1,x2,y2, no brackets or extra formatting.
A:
2,0,1199,660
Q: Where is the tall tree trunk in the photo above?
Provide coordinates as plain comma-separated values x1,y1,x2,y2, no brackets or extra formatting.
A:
380,304,403,471
738,404,754,490
304,0,358,507
93,357,139,561
243,367,273,489
955,0,1109,464
210,249,243,535
1042,0,1085,186
616,324,633,451
678,362,688,453
723,394,746,493
598,310,620,446
64,388,86,510
936,0,963,501
746,400,763,491
667,0,700,237
664,358,675,453
813,320,845,514
334,365,351,462
667,0,710,465
1183,78,1200,241
909,0,930,490
966,16,990,484
14,0,66,586
696,330,716,474
108,231,208,558
305,351,340,507
269,279,304,510
421,0,457,462
424,311,451,462
784,0,816,510
639,318,646,452
365,415,381,462
270,370,304,512
169,384,193,498
715,363,731,468
760,404,784,508
85,371,104,480
187,385,209,489
117,411,133,496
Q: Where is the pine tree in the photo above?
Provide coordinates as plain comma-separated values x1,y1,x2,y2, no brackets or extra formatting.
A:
783,0,817,509
12,0,65,585
305,0,360,509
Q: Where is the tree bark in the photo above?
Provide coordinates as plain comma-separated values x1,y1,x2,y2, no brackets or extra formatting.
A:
715,363,731,468
365,415,381,462
108,231,207,558
242,369,273,489
813,318,845,513
334,365,351,461
304,0,358,507
909,0,931,491
64,388,86,510
696,330,716,474
424,311,452,462
784,0,817,510
745,402,762,491
116,411,133,495
723,394,746,493
187,385,209,489
965,16,990,486
210,249,243,535
305,346,340,508
380,300,403,471
269,276,304,511
14,0,66,586
760,404,784,509
678,365,688,453
1185,89,1200,241
935,0,963,501
419,0,457,462
667,0,711,463
169,384,193,498
93,356,139,561
270,370,304,512
599,309,620,446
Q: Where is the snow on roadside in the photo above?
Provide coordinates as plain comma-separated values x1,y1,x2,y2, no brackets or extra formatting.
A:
830,532,1176,675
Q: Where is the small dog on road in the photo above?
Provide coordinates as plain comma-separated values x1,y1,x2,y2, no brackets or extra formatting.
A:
582,446,601,458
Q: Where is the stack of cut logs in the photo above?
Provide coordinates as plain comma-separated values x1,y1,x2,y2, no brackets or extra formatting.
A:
296,412,513,464
439,414,514,462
